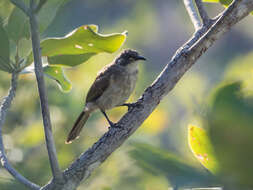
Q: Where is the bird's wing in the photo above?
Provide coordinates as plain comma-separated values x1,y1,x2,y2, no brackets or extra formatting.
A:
85,64,124,103
85,71,111,103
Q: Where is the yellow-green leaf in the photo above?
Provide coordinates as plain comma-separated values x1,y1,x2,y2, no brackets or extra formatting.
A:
0,0,13,22
41,25,126,66
202,0,231,6
24,24,127,92
43,65,72,92
188,125,219,173
47,53,96,67
203,0,253,14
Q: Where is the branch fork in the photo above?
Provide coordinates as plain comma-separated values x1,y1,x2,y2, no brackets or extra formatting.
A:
184,0,211,30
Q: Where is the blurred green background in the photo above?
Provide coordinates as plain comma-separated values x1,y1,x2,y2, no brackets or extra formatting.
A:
1,0,253,189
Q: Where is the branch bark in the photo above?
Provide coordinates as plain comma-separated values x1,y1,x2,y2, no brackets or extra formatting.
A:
0,73,40,190
41,0,253,190
184,0,202,30
195,0,210,26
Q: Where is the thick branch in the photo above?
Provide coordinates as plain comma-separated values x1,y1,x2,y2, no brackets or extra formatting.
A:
42,0,253,190
184,0,202,30
0,73,40,190
28,6,63,182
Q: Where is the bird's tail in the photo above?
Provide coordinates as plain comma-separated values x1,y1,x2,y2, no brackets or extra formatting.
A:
65,111,90,144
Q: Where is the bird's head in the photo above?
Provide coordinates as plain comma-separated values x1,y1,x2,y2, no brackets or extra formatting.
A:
116,49,146,66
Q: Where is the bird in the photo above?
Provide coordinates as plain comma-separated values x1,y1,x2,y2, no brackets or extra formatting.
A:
66,49,146,144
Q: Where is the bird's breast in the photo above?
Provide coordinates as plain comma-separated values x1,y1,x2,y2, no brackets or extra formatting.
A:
96,69,138,110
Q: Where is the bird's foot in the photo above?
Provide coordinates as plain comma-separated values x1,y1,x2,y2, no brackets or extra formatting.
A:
108,122,121,129
122,102,143,111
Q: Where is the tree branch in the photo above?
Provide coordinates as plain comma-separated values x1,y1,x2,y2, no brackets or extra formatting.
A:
35,0,48,13
41,0,253,189
10,0,30,16
195,0,210,26
0,73,40,190
28,2,63,182
183,0,202,30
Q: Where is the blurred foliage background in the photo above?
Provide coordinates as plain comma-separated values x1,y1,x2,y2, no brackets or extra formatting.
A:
0,0,253,189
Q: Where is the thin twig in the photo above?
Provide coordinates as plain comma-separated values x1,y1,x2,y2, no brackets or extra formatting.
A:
35,0,48,13
30,0,36,10
183,0,202,30
195,0,210,26
0,73,40,190
10,0,63,182
28,4,63,182
10,0,30,16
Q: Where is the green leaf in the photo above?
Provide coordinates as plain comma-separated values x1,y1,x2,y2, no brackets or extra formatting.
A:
188,125,219,174
208,82,253,188
0,0,14,22
27,25,126,68
5,7,30,43
129,143,217,188
0,24,12,72
41,25,126,57
18,38,32,59
203,0,253,14
48,53,96,67
43,25,126,67
25,24,126,92
43,66,72,92
202,0,231,6
219,0,232,6
27,25,126,67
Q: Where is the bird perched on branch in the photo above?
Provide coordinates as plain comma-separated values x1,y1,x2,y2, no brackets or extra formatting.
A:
66,49,146,144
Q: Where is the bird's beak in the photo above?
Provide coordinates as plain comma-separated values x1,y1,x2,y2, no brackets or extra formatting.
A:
136,55,146,61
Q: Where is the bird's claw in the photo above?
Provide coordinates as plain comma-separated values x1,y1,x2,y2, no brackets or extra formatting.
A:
122,102,143,111
108,122,121,129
